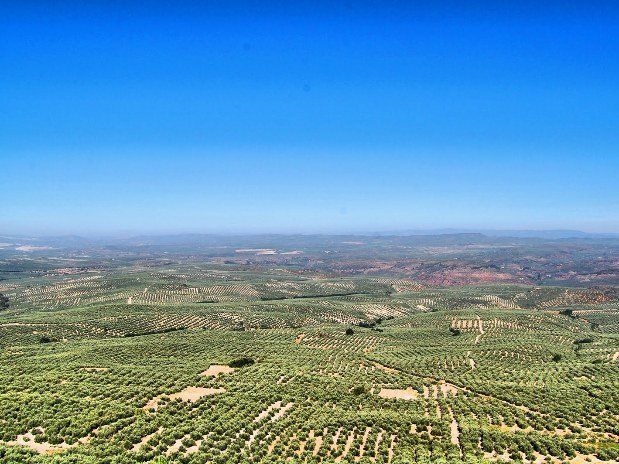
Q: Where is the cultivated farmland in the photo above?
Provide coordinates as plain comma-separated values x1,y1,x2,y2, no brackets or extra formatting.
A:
0,236,618,463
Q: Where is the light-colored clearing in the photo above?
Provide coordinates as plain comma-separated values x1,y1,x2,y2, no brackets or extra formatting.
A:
450,419,460,445
378,387,419,400
145,387,225,411
199,364,235,377
83,367,108,372
8,431,76,454
235,248,276,254
294,333,306,344
15,246,52,252
169,386,225,402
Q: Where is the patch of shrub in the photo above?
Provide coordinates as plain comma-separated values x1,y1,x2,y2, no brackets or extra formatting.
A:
351,385,367,395
559,308,576,319
229,357,254,368
357,321,376,329
345,328,354,336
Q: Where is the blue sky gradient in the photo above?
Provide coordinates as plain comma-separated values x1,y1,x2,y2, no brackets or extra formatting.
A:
2,2,618,234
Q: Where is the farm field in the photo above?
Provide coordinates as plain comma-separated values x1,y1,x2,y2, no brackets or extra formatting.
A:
0,238,618,463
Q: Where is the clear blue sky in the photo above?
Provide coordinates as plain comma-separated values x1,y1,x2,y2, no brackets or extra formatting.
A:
2,2,618,235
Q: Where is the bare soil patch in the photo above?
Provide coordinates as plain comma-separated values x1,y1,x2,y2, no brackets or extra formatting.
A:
378,387,419,401
145,386,225,411
6,428,90,455
199,364,235,377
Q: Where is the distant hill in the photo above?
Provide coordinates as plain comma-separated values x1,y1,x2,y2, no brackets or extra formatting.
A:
376,229,619,239
1,230,618,251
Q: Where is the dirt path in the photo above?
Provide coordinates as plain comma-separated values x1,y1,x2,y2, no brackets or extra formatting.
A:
450,419,460,446
468,351,476,370
447,405,463,456
474,315,485,344
387,434,397,464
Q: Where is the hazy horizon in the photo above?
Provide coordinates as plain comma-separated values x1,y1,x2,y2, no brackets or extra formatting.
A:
2,227,619,240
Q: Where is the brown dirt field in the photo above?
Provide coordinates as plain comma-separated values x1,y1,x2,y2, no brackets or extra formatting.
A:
7,429,82,455
378,387,419,401
145,387,225,411
199,364,235,376
169,386,225,402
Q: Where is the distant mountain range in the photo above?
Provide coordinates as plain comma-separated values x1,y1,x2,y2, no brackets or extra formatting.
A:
376,229,619,239
1,229,618,252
